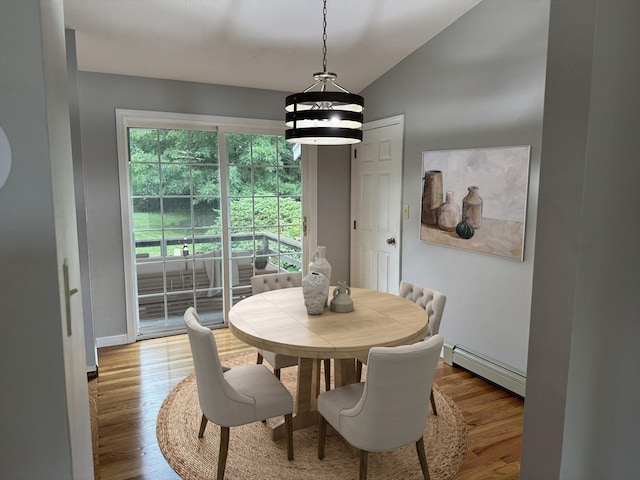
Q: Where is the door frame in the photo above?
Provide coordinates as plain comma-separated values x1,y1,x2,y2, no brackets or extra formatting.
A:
349,114,405,291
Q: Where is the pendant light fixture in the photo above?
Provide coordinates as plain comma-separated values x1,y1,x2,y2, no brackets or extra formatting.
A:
285,0,364,145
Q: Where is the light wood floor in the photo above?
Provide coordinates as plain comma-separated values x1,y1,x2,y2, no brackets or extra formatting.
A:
93,329,523,479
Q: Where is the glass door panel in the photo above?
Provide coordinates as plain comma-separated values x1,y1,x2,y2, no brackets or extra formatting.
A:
225,132,303,310
129,127,222,335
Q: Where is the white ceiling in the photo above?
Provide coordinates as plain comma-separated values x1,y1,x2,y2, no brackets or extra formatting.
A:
63,0,482,94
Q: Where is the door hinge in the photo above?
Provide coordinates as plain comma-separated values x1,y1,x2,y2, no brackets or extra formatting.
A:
353,220,356,230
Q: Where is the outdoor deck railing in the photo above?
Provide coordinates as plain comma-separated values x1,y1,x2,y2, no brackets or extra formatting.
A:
134,232,303,269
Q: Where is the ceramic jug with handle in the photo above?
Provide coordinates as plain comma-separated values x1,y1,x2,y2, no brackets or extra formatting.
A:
330,281,354,313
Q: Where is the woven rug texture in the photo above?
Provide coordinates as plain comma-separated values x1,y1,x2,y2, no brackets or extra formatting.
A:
157,351,468,480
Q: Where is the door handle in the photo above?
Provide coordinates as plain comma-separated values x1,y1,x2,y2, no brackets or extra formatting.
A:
386,237,396,245
63,259,79,337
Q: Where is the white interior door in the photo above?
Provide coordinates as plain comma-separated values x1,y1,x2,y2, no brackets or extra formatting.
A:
350,115,404,294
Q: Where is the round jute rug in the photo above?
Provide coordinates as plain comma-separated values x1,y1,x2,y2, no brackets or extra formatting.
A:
157,351,467,480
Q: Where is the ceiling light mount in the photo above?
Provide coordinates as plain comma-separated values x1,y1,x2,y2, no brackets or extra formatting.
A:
285,0,364,145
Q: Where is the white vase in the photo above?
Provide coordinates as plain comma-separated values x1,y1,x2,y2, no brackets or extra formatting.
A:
308,246,331,285
302,272,329,315
309,246,332,306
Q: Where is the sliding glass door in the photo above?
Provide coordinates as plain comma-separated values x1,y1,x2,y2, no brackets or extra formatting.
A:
118,111,306,338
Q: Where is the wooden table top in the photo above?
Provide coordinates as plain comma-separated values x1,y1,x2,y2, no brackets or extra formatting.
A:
228,287,428,359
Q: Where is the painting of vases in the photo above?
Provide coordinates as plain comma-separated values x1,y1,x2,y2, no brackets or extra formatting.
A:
419,145,531,261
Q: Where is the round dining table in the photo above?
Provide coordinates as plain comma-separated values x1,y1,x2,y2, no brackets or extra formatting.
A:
228,286,429,439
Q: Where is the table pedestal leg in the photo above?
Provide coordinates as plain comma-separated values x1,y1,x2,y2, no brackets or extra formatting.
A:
333,358,358,388
271,357,320,440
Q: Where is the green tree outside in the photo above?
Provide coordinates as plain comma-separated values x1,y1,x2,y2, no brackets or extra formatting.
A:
129,128,302,263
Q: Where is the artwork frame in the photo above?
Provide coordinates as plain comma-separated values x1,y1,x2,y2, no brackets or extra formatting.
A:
420,145,531,261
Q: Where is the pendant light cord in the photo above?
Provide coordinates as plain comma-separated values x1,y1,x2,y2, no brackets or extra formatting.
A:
322,0,328,73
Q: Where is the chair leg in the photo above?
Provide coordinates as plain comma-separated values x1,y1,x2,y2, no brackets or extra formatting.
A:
356,359,363,382
284,413,294,461
359,450,368,480
416,437,431,480
324,359,331,391
256,352,264,364
318,415,327,460
217,426,230,480
430,389,438,416
198,413,208,438
274,368,281,380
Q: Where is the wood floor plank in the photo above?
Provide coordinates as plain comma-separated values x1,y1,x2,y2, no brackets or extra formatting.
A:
94,328,524,479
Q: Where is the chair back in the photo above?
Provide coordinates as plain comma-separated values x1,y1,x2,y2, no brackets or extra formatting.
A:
251,271,303,294
339,335,444,452
183,307,257,426
399,280,447,337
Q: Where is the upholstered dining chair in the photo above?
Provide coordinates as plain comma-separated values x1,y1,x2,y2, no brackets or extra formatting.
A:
357,280,447,414
183,307,294,480
398,280,447,338
318,335,444,480
250,271,332,392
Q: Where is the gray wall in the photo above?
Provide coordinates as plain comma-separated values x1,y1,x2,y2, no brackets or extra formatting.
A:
522,0,640,478
0,1,92,477
361,0,549,373
317,145,351,284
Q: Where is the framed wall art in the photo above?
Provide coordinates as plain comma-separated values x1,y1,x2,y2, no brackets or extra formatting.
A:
420,145,531,261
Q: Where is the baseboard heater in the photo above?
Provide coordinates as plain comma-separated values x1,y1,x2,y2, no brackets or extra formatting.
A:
443,343,526,397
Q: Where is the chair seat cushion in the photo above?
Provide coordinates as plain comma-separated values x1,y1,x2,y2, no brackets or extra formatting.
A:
224,364,294,423
318,382,364,431
258,349,299,370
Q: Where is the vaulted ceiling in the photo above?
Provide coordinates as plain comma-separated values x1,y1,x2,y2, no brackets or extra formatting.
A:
63,0,482,93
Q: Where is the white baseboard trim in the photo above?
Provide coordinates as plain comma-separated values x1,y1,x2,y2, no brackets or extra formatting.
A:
443,343,526,397
96,334,130,348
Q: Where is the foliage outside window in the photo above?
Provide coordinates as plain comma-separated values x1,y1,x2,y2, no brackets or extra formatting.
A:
226,133,302,272
130,128,221,257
